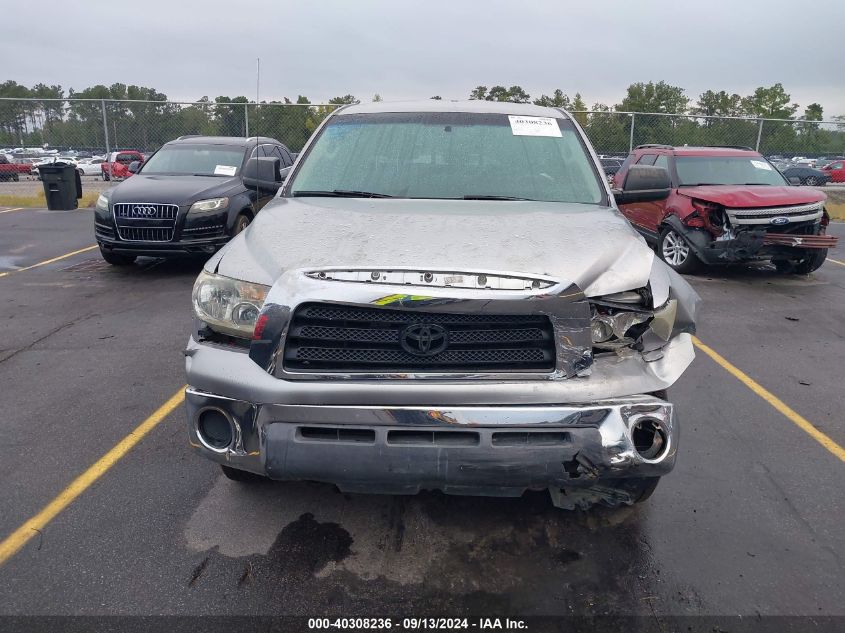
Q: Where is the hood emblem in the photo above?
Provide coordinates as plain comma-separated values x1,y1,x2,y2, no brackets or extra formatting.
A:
132,205,158,217
769,216,790,225
400,323,448,356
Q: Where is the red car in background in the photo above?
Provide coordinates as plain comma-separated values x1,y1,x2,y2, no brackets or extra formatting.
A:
612,145,837,274
820,160,845,183
101,150,144,181
0,154,33,181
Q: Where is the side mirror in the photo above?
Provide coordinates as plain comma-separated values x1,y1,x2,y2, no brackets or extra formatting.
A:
788,177,801,185
613,165,671,205
128,161,141,173
242,156,283,191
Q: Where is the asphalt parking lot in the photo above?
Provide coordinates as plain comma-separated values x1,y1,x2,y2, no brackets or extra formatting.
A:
0,207,843,621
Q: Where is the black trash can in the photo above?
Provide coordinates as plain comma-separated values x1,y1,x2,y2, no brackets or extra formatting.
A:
39,162,82,210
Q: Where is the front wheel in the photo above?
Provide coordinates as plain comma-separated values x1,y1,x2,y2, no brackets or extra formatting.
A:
99,247,136,266
230,212,251,237
102,172,110,181
658,227,702,274
805,176,819,186
12,173,19,182
794,249,827,274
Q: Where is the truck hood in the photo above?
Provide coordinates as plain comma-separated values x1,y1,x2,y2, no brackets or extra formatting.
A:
108,174,240,205
212,198,656,297
675,185,825,208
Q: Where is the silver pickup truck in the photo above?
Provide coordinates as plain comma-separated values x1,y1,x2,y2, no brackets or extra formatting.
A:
184,100,699,509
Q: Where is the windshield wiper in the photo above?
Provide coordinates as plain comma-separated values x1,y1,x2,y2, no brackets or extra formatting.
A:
461,195,532,201
677,183,722,187
293,189,394,198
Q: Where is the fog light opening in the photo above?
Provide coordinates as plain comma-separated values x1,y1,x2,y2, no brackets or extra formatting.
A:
197,408,234,452
631,418,668,460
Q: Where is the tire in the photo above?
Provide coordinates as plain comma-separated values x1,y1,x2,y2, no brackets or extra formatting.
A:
230,212,251,236
221,464,267,483
657,227,702,274
77,169,84,178
102,172,110,181
99,247,136,266
12,173,19,182
630,477,661,503
805,176,819,186
794,249,827,274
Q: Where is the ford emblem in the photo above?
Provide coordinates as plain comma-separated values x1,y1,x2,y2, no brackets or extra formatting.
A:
769,216,790,226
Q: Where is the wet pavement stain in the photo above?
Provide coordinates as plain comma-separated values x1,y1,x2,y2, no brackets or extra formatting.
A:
183,480,662,615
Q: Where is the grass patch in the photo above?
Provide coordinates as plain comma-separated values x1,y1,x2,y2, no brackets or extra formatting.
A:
0,190,99,209
826,202,845,221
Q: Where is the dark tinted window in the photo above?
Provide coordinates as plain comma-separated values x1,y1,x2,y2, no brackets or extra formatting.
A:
636,154,657,166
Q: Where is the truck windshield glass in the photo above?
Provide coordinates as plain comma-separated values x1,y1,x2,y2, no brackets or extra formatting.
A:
289,112,604,204
675,156,787,186
141,144,243,176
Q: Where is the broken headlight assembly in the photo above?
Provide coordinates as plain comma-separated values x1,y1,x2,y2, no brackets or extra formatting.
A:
590,289,676,351
192,271,270,338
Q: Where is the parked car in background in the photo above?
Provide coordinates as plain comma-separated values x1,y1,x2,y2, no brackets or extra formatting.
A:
612,145,837,274
600,157,623,177
101,151,145,180
184,101,700,510
76,158,105,176
781,166,831,187
820,160,845,183
31,156,78,178
95,135,294,265
0,154,33,181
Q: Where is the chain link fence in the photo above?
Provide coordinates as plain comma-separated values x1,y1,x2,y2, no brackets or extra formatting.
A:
1,98,843,160
574,111,845,157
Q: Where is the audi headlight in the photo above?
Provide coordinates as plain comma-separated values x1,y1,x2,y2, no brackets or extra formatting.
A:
96,192,110,211
192,271,270,338
189,197,229,213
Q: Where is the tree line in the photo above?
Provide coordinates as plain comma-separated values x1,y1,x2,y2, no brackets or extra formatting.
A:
0,80,842,155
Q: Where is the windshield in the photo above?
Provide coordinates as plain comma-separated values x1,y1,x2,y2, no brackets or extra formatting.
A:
140,144,244,176
675,156,787,186
288,112,604,203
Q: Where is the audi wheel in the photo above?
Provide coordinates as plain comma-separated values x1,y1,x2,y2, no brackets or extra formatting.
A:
231,212,251,236
805,176,819,186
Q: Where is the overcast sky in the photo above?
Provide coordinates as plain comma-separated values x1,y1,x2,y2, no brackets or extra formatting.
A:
5,0,844,117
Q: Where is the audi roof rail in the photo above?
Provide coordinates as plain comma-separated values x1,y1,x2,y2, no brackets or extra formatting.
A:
634,144,674,150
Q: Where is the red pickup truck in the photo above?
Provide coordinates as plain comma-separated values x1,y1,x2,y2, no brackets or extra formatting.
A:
101,151,144,181
0,155,33,181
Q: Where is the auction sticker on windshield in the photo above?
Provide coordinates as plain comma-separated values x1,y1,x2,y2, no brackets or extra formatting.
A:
751,160,773,170
508,115,562,137
214,164,237,176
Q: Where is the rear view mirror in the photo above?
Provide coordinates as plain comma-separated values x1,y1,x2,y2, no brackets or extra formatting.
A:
243,157,284,191
613,165,671,205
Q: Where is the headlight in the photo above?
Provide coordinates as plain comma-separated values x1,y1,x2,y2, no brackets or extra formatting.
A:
192,271,270,338
95,192,110,211
189,197,229,213
590,290,652,349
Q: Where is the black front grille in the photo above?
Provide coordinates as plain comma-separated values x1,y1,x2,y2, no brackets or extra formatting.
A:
284,303,556,373
113,203,178,242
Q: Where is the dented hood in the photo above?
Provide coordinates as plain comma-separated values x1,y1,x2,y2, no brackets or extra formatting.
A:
675,185,825,208
212,197,655,297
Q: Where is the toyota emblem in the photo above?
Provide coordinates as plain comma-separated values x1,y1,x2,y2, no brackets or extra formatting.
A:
400,323,448,356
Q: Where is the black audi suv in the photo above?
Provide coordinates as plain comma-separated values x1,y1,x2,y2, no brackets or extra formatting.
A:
94,135,294,264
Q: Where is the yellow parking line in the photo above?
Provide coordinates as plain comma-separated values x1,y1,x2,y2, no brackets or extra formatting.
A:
692,336,845,462
0,387,186,567
0,207,26,214
0,245,97,278
826,257,845,267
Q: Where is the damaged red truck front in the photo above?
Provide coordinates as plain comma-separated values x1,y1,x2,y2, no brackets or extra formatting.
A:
613,146,838,274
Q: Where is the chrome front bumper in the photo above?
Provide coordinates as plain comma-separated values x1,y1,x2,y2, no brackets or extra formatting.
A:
185,385,678,498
